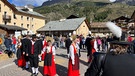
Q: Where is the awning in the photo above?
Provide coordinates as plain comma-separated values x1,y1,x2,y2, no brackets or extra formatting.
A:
0,24,27,31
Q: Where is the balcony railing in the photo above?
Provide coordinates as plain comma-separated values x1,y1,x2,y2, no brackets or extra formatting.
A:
3,15,11,20
3,15,11,23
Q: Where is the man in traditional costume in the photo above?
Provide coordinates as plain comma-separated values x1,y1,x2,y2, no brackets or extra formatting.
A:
28,35,42,76
85,34,92,63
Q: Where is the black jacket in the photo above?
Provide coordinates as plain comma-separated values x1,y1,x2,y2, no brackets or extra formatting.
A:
85,52,135,76
21,38,31,54
65,37,72,48
28,39,43,55
85,37,92,56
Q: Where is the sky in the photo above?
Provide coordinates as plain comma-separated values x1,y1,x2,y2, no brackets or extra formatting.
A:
7,0,116,6
8,0,48,6
109,0,116,2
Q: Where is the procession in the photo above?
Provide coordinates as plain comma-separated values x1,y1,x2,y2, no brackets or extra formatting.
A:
1,0,135,76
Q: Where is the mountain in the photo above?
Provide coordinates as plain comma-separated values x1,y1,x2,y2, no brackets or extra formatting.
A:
42,0,71,6
42,0,135,6
34,0,135,22
116,0,135,5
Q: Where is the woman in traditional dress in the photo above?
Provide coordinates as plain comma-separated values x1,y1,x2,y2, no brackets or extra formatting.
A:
88,37,98,63
17,37,26,67
68,36,80,76
43,40,56,76
41,38,47,61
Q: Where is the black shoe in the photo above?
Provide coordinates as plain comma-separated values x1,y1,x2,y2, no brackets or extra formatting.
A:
31,73,35,76
35,73,38,76
25,68,29,70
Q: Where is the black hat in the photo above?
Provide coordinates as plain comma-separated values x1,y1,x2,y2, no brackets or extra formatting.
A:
32,34,37,39
110,41,133,45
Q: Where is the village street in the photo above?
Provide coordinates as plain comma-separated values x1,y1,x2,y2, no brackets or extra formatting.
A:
0,48,88,76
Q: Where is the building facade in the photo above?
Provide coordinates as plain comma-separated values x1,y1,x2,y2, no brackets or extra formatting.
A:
0,0,45,34
90,22,111,37
112,16,135,36
37,17,90,38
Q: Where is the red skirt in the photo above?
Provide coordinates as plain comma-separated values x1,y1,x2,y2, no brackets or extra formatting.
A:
17,55,26,67
68,58,80,76
43,56,56,76
41,52,46,61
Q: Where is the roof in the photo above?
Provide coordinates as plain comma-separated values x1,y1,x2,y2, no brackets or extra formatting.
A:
2,0,45,18
111,16,131,22
37,17,86,32
2,0,17,11
16,7,45,18
67,15,79,19
0,24,27,31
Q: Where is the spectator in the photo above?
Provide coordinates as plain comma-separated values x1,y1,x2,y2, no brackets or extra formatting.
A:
127,35,132,42
65,36,72,55
11,34,17,54
82,37,86,50
85,34,92,63
4,35,12,51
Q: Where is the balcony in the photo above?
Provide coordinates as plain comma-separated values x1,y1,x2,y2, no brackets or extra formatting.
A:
3,15,11,22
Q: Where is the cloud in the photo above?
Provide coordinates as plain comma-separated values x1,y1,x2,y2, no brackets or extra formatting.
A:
11,0,48,6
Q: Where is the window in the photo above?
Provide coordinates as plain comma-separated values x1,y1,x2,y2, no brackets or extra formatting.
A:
32,25,34,28
14,23,16,26
0,4,1,12
13,14,16,19
32,18,33,21
27,24,29,28
27,17,29,21
4,11,7,15
21,16,23,20
21,24,23,27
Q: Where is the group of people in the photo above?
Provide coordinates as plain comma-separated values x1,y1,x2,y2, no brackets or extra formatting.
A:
10,34,81,76
4,34,17,54
13,34,56,76
4,33,135,76
84,33,135,76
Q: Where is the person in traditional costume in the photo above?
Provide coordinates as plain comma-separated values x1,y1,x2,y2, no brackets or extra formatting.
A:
41,38,48,61
17,37,26,67
67,36,80,76
36,34,43,62
28,35,42,76
87,37,98,63
43,40,56,76
85,22,130,76
22,35,31,70
28,35,43,76
85,34,92,63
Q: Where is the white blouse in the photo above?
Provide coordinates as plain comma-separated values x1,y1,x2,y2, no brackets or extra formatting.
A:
46,46,55,55
69,44,78,65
